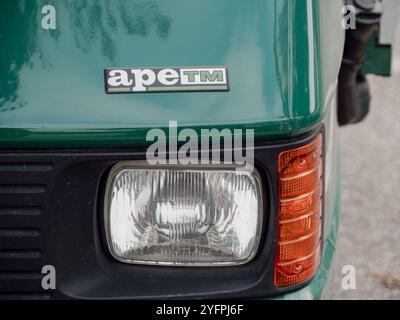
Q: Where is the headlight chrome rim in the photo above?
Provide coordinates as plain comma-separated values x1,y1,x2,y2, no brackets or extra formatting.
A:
104,161,264,267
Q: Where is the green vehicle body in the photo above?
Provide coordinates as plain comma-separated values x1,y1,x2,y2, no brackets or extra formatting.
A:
0,0,347,299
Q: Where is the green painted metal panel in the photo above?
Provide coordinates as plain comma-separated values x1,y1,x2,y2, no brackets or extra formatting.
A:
0,0,344,148
361,32,393,77
0,0,344,299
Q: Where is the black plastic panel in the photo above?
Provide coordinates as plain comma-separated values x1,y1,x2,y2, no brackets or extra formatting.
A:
0,128,322,299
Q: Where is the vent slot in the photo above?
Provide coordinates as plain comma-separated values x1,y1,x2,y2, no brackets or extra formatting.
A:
0,207,43,216
0,229,40,238
0,163,54,172
0,159,54,299
0,185,47,194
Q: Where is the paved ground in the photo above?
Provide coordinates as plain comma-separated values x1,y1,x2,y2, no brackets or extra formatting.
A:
332,23,400,300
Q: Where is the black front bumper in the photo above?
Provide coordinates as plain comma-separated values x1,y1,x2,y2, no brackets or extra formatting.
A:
0,129,322,299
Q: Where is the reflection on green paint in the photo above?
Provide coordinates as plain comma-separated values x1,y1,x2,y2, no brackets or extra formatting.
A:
0,0,344,149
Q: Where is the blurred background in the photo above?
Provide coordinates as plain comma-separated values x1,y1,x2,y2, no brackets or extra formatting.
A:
333,21,400,299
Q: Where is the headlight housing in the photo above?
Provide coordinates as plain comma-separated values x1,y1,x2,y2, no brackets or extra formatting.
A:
104,162,263,266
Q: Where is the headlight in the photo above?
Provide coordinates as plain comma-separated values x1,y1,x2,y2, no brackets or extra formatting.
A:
104,162,263,266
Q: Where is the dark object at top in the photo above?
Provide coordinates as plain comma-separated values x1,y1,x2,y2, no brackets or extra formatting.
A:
345,0,383,24
354,0,376,11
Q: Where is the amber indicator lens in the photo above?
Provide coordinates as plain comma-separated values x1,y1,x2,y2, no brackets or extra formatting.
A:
274,134,323,287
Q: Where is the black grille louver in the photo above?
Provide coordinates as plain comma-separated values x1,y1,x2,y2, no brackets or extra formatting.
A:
0,161,54,300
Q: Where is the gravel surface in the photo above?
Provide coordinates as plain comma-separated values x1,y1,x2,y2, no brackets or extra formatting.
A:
332,23,400,300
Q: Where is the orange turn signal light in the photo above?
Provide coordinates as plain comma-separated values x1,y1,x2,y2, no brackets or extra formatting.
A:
274,134,323,287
